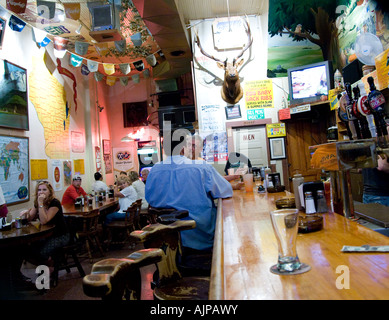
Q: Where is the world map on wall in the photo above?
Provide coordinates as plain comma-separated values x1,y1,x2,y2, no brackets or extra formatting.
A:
0,135,29,205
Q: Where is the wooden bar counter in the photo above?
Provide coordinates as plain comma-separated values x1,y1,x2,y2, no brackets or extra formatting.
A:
210,190,389,300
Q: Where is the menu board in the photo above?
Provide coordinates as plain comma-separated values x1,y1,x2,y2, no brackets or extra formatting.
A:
244,79,274,109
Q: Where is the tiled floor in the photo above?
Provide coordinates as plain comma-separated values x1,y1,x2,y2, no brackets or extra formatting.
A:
15,242,156,300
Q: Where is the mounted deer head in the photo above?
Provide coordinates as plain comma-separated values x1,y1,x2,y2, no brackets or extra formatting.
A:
195,18,253,105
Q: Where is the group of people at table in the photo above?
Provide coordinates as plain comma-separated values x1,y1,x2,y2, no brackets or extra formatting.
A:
11,130,252,291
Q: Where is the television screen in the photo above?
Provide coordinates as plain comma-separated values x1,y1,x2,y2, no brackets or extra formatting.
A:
92,5,113,31
287,61,333,106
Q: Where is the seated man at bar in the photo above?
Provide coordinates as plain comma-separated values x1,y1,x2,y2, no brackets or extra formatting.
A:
105,175,138,224
224,151,252,175
145,129,233,255
92,171,108,193
362,153,389,206
140,168,149,184
61,175,87,205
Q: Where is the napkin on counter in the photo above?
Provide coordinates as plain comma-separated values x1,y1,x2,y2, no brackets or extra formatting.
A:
341,245,389,252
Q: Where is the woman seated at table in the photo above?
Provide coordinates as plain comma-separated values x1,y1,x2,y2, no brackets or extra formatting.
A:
105,176,138,225
128,171,148,210
20,181,70,265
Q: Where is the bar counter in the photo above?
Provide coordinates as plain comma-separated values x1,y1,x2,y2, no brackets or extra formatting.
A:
210,190,389,300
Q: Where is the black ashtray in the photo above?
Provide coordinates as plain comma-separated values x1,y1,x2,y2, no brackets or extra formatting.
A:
298,215,323,233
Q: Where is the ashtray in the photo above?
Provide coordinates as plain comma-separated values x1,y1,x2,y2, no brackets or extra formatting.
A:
298,215,323,233
267,185,286,193
275,197,296,209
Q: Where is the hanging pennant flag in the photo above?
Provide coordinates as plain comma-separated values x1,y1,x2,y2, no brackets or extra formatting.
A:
54,48,67,59
36,0,56,20
70,53,83,67
133,60,144,71
6,0,27,14
94,43,109,56
75,41,89,55
81,64,90,76
119,77,129,86
57,58,78,112
132,73,140,84
156,50,166,63
8,15,26,32
119,63,131,75
103,63,115,75
106,76,116,86
130,32,142,46
33,28,50,47
115,39,126,53
87,60,99,72
94,71,104,82
63,3,80,20
44,49,56,74
143,69,150,78
146,53,157,67
53,36,68,50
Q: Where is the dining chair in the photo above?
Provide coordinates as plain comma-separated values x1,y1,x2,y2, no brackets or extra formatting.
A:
76,209,105,263
106,202,137,249
134,199,142,230
83,214,210,300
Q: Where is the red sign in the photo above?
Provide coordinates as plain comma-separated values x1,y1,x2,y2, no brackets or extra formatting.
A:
6,0,27,14
278,108,291,120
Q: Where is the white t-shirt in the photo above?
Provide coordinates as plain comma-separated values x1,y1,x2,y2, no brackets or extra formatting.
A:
131,179,149,209
92,180,108,193
118,185,138,213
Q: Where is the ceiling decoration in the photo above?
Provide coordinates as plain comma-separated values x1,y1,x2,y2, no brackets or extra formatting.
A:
0,0,268,81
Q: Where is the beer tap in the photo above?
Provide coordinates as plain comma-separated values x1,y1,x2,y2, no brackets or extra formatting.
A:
352,86,371,139
343,83,359,140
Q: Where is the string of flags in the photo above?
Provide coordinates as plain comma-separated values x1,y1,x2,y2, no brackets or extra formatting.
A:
5,2,167,87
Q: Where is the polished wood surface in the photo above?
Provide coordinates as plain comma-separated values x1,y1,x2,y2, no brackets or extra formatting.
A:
0,223,55,248
211,190,389,300
62,198,118,217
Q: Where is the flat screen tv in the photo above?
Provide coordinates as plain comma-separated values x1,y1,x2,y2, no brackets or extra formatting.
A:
287,60,334,106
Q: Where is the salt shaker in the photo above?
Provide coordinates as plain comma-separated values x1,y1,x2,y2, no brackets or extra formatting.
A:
304,191,316,214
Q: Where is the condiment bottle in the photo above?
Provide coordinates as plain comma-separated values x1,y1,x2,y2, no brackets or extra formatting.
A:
292,174,304,210
304,191,316,214
316,190,328,213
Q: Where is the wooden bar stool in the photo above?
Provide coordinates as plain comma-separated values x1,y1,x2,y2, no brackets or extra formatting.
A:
76,209,105,263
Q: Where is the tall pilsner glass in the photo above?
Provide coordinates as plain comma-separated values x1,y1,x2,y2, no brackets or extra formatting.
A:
270,209,303,273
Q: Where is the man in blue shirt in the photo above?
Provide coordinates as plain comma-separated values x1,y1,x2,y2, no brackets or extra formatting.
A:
145,129,233,251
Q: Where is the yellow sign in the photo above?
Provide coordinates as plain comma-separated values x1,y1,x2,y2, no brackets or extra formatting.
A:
374,48,389,90
244,79,274,109
328,89,342,111
266,123,286,137
74,159,85,175
31,159,48,180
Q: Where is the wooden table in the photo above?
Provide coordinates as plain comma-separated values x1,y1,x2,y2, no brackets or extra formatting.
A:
62,198,118,217
0,223,55,249
210,190,389,300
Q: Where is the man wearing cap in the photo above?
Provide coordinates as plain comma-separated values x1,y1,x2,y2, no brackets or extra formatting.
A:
61,175,88,205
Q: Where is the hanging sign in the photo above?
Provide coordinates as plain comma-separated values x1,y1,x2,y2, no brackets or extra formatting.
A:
247,108,265,120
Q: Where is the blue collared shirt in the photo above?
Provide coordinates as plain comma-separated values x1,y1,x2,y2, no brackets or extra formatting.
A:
145,155,233,250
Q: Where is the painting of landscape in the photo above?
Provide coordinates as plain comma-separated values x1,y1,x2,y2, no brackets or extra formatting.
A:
0,60,28,130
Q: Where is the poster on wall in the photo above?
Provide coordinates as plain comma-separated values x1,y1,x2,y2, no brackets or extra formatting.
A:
113,147,134,174
95,146,101,172
52,159,62,192
30,159,48,180
0,60,29,130
63,160,72,186
266,123,286,138
200,104,225,133
0,135,29,205
244,80,274,109
74,159,85,175
104,154,112,174
203,132,228,163
71,131,84,153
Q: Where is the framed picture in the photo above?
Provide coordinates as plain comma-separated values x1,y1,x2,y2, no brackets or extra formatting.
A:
123,101,148,127
0,17,6,49
0,134,29,205
225,104,241,120
269,137,286,160
0,60,29,130
102,139,111,155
